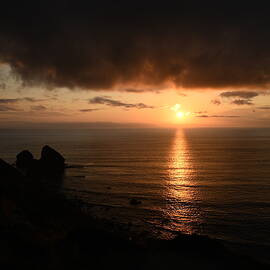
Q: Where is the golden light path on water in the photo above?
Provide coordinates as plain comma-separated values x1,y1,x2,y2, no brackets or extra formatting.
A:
164,129,203,235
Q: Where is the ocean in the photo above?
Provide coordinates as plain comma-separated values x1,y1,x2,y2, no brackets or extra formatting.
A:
1,128,270,257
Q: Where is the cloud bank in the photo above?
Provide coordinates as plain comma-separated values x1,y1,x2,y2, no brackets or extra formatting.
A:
1,1,270,91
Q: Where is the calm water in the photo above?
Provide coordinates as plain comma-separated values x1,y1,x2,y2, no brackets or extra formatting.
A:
1,128,270,248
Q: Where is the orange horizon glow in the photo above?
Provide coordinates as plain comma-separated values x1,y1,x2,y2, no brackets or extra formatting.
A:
0,64,270,128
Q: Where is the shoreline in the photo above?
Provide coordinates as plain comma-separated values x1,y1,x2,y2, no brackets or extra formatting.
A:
65,194,270,265
1,199,269,269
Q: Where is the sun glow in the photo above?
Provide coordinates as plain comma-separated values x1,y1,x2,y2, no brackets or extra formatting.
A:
171,104,190,120
176,111,184,118
176,111,190,119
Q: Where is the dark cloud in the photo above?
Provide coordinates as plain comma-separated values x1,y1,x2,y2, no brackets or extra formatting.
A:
211,99,221,105
231,99,254,105
1,2,270,91
220,91,260,99
31,105,47,111
89,96,154,109
79,108,101,112
196,115,240,118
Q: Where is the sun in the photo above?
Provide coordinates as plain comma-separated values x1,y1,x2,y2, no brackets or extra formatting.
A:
171,104,190,119
176,111,191,119
176,111,184,118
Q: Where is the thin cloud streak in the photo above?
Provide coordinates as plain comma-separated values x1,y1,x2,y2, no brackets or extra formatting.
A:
194,111,208,114
0,97,47,104
89,97,155,109
196,115,240,118
0,99,20,104
257,106,270,110
211,99,221,105
79,108,102,112
220,91,259,99
219,91,270,106
31,105,47,111
0,105,19,111
231,99,254,105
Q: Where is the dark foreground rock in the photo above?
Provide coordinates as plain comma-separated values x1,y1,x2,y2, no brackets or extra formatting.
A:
0,158,25,182
130,198,142,205
1,217,269,270
1,149,269,270
0,158,25,207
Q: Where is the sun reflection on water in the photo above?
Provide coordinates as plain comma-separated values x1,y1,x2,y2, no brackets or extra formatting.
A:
169,130,193,186
164,129,203,235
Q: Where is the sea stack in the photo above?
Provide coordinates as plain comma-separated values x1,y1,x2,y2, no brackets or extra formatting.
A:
16,150,35,174
40,145,65,173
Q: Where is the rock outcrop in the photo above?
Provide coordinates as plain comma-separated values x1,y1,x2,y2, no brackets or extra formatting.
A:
40,145,65,173
15,145,65,177
16,150,35,174
1,145,66,218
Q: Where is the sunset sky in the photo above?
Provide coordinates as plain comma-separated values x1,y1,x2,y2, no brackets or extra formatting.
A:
1,1,270,128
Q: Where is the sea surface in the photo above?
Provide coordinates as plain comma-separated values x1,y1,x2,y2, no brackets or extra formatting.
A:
1,128,270,257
